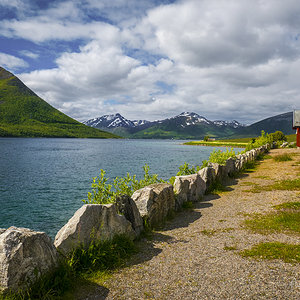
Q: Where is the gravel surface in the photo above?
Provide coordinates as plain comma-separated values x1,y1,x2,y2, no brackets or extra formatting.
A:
83,148,300,300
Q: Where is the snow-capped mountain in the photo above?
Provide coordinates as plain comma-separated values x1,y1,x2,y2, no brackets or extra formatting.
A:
168,112,244,128
212,120,245,128
172,112,213,128
132,120,151,126
84,112,245,130
83,113,136,129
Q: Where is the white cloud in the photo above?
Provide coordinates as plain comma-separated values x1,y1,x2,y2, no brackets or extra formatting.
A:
0,52,28,70
6,0,300,124
19,50,39,59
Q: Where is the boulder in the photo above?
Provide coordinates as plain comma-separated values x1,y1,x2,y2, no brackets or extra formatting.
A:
132,183,175,228
173,174,206,209
0,227,58,293
115,195,144,237
54,204,135,254
225,157,236,176
198,166,216,192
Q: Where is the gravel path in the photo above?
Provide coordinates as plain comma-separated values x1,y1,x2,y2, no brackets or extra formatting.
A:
83,148,300,300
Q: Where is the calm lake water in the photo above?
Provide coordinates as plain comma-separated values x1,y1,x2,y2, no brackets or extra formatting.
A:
0,138,241,238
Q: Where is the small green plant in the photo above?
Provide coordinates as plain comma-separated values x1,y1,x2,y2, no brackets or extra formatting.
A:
202,148,236,167
67,234,136,273
84,165,165,204
203,135,210,141
240,242,300,263
176,162,200,176
273,154,293,162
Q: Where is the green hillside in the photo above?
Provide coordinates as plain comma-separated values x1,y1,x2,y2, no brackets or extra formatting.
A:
0,67,118,138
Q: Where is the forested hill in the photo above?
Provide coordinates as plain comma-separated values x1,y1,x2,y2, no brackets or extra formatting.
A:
0,67,118,138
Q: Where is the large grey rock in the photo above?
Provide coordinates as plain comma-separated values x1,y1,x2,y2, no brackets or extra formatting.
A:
209,163,227,182
116,195,144,237
54,204,135,254
198,166,216,192
173,174,206,209
225,157,236,176
0,227,58,293
132,183,175,228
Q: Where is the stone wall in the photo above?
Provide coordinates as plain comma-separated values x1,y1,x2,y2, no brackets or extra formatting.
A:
0,144,270,294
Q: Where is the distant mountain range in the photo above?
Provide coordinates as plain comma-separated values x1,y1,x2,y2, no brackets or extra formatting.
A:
0,66,294,140
0,67,118,138
83,111,294,139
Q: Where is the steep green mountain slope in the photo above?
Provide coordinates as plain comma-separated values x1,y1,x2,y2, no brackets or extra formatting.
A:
230,112,294,138
0,67,118,138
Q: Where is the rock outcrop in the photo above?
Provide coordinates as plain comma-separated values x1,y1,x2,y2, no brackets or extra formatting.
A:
198,166,216,192
116,195,144,237
0,227,58,293
132,183,175,228
54,204,135,254
173,174,206,209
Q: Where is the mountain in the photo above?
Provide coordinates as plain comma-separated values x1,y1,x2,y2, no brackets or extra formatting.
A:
83,113,136,129
84,112,245,139
234,112,294,137
0,67,118,138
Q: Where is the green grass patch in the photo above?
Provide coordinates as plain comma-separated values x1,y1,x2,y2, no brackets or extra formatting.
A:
244,210,300,234
246,178,300,193
273,202,300,210
184,141,247,147
273,154,293,162
224,245,238,251
240,242,300,263
206,180,229,194
200,229,217,236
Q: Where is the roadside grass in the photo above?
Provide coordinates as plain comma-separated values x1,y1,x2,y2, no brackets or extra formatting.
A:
200,229,217,236
240,242,300,263
245,178,300,193
206,180,230,195
273,202,300,210
273,153,293,162
244,202,300,234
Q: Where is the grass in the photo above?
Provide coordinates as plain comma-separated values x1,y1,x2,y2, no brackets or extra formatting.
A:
244,204,300,234
184,141,248,147
200,229,217,236
273,202,300,210
206,180,230,194
242,201,300,263
0,234,136,300
245,178,300,193
273,154,293,162
240,242,300,263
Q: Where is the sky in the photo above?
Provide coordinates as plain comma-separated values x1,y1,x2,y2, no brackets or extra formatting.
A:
0,0,299,124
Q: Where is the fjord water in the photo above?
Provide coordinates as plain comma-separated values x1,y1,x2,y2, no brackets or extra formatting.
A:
0,138,239,238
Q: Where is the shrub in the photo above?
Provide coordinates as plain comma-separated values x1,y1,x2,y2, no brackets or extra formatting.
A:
202,148,236,166
84,165,165,204
177,162,200,176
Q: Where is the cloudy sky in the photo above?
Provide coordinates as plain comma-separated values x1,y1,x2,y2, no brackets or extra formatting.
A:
0,0,299,124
